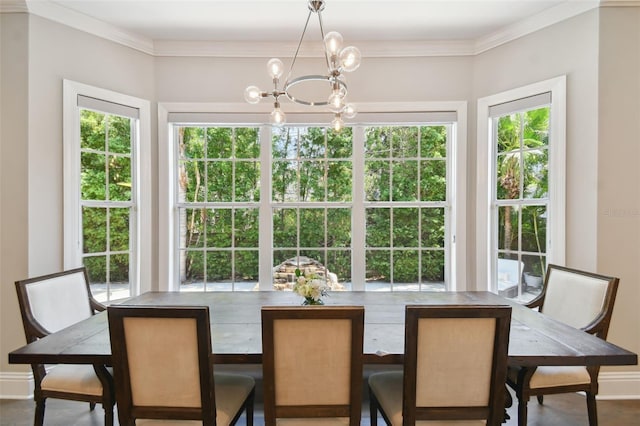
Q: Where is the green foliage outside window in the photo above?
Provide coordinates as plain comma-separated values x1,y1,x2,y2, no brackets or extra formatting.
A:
496,107,549,278
80,110,132,283
364,126,448,284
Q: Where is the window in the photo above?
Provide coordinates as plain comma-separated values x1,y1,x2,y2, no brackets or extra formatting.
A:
271,126,353,290
476,77,566,301
363,125,449,290
162,105,467,292
63,80,152,302
175,126,261,291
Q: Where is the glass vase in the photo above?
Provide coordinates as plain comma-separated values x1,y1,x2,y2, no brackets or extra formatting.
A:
302,297,324,306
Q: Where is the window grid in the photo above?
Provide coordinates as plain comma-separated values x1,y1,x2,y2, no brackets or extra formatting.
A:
79,111,135,302
175,126,261,291
271,127,353,289
173,121,454,292
492,108,550,300
363,125,449,291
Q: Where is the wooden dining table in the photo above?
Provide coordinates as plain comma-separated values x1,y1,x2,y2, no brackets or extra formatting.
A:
8,291,637,369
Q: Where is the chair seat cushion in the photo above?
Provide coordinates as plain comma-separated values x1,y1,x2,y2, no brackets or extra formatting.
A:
276,418,351,425
41,364,106,396
214,373,255,425
527,366,591,389
369,372,486,425
135,372,254,426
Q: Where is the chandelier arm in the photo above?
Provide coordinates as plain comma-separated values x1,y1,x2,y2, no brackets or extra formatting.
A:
284,9,314,87
317,12,332,72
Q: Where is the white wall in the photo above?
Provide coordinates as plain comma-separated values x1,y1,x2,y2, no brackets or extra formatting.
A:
473,9,600,272
597,6,640,384
0,13,156,393
0,12,30,397
154,56,473,103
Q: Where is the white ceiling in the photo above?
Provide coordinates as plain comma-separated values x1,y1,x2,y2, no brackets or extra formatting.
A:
38,0,573,41
4,0,613,55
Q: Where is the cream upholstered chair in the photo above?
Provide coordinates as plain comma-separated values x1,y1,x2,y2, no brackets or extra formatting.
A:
261,306,365,425
506,264,620,426
14,267,115,426
107,305,255,426
369,305,512,426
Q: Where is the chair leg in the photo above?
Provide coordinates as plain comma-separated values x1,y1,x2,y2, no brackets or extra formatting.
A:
104,404,114,426
586,392,598,426
246,388,255,426
34,398,45,426
369,387,378,426
90,402,96,411
517,397,529,426
536,395,544,405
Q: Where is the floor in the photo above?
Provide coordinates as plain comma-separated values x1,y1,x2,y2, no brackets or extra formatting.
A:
1,390,639,425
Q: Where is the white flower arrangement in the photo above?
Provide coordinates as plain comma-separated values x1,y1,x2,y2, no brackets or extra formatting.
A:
292,268,329,305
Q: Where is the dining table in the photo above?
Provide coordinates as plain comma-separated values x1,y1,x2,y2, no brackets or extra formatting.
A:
8,290,637,369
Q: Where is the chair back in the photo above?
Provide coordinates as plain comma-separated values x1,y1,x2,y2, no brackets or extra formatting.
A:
538,264,619,338
107,305,215,424
403,305,511,425
15,267,100,340
261,306,364,425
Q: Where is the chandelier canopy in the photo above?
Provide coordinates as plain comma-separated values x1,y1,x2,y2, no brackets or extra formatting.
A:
243,0,361,131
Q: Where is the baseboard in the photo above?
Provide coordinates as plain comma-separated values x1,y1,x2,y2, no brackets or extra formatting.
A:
597,371,640,399
0,371,34,399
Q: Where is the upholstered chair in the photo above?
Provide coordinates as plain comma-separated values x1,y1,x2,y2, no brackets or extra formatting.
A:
107,305,255,426
261,306,365,425
369,305,512,425
506,264,620,426
15,267,115,426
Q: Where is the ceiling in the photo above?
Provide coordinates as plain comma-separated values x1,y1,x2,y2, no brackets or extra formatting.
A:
6,0,607,55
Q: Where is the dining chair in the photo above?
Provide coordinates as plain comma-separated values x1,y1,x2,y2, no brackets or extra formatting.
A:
506,264,620,426
369,304,512,426
107,305,255,426
261,306,365,425
14,266,115,426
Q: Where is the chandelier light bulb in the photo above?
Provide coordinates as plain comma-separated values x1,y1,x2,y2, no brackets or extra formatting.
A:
267,58,284,80
244,86,262,104
342,103,357,119
331,115,344,132
328,92,345,113
270,103,286,126
324,31,343,57
339,46,361,72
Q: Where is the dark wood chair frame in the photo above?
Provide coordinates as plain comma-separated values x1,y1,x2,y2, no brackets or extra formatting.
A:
506,263,620,426
261,306,365,426
370,304,512,426
108,305,255,426
15,266,114,426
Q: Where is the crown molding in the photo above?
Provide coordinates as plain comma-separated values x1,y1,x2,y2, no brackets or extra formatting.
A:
474,0,600,54
24,0,155,54
0,0,28,13
599,0,640,6
6,0,629,58
153,39,476,58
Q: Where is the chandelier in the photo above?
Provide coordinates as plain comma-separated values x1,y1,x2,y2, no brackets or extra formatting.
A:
243,0,361,131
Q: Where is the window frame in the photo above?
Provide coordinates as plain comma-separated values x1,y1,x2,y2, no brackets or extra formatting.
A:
476,76,566,294
158,102,468,291
63,80,152,298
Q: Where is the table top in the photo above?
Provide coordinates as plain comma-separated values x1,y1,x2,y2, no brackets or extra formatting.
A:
8,291,638,367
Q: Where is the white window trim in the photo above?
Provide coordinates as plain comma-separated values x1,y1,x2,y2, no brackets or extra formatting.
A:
158,101,467,291
63,79,152,296
476,76,566,291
